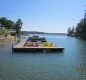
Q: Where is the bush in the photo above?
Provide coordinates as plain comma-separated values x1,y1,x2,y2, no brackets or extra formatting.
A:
10,33,16,36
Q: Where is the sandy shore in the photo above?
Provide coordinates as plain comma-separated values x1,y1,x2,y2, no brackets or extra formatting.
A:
0,36,15,44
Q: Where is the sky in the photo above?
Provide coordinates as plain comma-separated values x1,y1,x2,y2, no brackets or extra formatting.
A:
0,0,86,33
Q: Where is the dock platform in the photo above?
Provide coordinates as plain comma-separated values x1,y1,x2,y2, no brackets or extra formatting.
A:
13,37,64,52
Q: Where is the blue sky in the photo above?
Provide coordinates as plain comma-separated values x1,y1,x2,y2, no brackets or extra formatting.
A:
0,0,86,33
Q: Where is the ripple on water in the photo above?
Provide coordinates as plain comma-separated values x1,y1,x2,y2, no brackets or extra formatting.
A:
0,35,86,80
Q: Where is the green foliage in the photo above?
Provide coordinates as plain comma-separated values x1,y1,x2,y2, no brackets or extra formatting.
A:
14,19,23,34
10,33,16,36
0,28,10,35
4,30,10,35
0,17,15,29
0,17,7,27
0,29,4,35
0,17,23,35
75,18,86,39
67,26,75,35
68,16,86,39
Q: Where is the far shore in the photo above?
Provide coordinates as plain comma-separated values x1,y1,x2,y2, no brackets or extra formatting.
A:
21,31,67,35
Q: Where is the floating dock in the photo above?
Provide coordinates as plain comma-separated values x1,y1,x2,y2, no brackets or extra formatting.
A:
13,36,64,52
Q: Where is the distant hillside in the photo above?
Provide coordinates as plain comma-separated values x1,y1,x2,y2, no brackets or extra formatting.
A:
21,31,44,34
44,32,67,35
21,31,67,35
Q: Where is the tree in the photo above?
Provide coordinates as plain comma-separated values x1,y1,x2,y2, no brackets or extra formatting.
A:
72,26,75,34
6,20,15,29
67,27,72,34
0,17,15,29
0,17,23,35
67,26,75,35
14,19,23,34
75,17,86,39
0,17,7,27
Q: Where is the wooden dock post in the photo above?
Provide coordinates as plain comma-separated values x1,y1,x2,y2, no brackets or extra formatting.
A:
12,43,14,53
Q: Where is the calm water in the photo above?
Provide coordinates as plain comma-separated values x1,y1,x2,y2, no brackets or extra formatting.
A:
0,34,86,80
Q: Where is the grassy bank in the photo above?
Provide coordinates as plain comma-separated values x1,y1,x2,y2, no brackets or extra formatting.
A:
0,28,10,35
0,28,16,44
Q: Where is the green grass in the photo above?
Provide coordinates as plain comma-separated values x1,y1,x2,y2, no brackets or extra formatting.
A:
0,28,10,35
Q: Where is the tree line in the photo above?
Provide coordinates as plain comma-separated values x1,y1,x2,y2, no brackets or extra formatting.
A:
0,17,23,34
68,16,86,39
67,26,75,36
75,17,86,39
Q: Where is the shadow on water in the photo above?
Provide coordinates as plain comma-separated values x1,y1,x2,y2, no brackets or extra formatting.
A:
12,50,64,55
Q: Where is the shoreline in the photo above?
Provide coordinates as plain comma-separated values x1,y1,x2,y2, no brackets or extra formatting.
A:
0,36,15,44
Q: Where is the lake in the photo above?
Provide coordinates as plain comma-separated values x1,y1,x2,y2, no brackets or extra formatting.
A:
0,34,86,80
